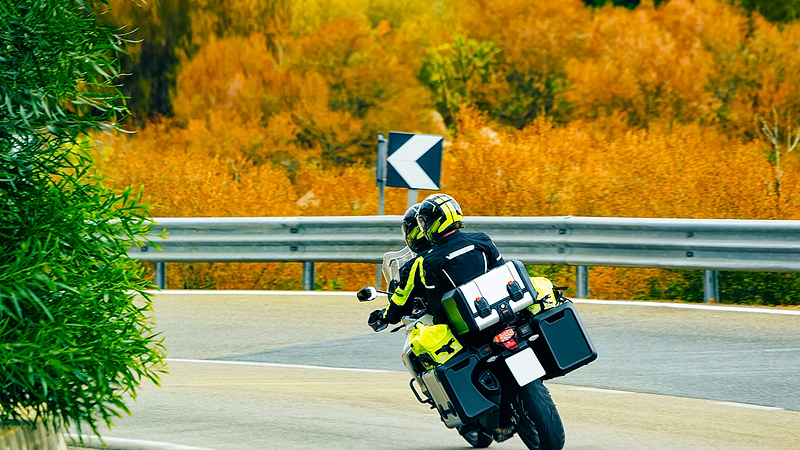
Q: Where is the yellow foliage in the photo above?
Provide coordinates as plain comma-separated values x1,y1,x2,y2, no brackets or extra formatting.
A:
446,107,779,220
92,118,302,290
442,107,789,300
96,0,800,298
589,267,683,301
559,0,800,139
171,15,438,167
460,0,591,76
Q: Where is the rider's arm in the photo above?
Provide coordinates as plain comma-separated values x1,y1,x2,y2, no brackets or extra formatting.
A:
384,256,425,323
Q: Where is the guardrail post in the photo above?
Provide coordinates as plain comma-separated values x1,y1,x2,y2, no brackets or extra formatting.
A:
154,262,166,289
704,270,719,303
303,262,315,290
576,265,589,298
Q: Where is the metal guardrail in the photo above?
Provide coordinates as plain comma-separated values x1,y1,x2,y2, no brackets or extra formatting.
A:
130,216,800,300
133,216,404,263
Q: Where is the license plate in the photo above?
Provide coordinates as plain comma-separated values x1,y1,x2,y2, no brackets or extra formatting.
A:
505,347,546,386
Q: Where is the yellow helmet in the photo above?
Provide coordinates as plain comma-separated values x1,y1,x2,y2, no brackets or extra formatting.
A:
416,194,464,244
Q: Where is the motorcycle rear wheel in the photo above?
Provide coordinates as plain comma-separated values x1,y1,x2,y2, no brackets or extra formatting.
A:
459,428,493,448
515,379,565,450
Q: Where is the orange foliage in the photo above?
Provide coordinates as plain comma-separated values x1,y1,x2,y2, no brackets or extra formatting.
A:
442,107,787,299
561,0,800,138
460,0,591,77
172,19,439,168
94,120,298,218
566,0,723,128
588,267,684,301
92,118,302,290
94,0,800,299
446,107,779,220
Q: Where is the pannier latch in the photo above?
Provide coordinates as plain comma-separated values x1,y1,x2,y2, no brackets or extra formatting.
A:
474,297,492,318
506,280,524,301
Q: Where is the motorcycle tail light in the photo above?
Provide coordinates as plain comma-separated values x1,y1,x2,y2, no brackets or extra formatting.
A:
493,327,518,350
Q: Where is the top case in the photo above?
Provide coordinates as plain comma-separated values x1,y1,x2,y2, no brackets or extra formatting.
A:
441,260,537,336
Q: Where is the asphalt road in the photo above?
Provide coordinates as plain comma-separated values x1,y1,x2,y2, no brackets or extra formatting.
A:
216,300,800,411
67,291,800,450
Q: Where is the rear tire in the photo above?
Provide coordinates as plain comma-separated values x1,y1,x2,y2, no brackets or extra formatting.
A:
515,380,565,450
459,428,493,448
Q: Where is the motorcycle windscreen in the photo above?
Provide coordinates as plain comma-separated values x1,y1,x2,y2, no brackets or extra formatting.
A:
505,347,546,387
381,246,415,284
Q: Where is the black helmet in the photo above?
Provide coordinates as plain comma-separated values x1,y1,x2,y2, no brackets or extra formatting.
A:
416,194,464,244
402,204,430,253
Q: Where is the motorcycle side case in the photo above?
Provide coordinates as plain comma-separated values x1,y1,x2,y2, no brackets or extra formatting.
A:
420,352,498,428
440,260,537,336
529,301,598,379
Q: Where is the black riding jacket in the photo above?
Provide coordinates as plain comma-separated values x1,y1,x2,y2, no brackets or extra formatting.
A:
417,230,504,324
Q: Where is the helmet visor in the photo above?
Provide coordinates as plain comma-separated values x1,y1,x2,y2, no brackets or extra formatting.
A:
416,215,427,236
417,215,438,241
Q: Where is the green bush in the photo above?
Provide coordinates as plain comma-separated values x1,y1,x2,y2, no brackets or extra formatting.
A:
0,0,166,437
730,0,800,23
675,271,800,306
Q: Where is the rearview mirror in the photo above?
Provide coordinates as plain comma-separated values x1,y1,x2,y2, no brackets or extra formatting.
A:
357,286,378,302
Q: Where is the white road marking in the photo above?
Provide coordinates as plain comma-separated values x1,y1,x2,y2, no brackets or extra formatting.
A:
714,402,783,411
149,290,800,315
573,299,800,315
568,390,785,411
166,358,391,373
569,387,633,394
66,434,216,450
148,290,354,296
763,348,800,352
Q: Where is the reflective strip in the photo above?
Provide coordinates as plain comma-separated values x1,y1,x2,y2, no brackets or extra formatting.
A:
392,257,424,306
429,217,442,238
446,245,474,260
482,253,487,272
407,226,422,247
442,268,456,289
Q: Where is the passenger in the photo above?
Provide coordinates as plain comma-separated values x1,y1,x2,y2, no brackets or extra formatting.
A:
368,203,432,331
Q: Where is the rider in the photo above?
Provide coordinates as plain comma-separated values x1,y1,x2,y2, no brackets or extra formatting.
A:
368,203,432,331
414,193,515,440
413,193,505,327
368,193,505,331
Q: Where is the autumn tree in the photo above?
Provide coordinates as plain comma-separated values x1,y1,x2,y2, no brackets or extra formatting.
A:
452,0,591,129
90,0,800,302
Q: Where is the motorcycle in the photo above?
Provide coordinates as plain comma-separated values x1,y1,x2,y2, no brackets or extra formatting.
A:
357,249,597,450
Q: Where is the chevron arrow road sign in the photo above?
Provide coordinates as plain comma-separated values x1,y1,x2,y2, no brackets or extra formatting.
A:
386,132,443,190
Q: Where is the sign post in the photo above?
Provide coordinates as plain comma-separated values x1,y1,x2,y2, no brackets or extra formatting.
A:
376,131,443,287
375,133,388,288
407,189,418,208
376,133,388,214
